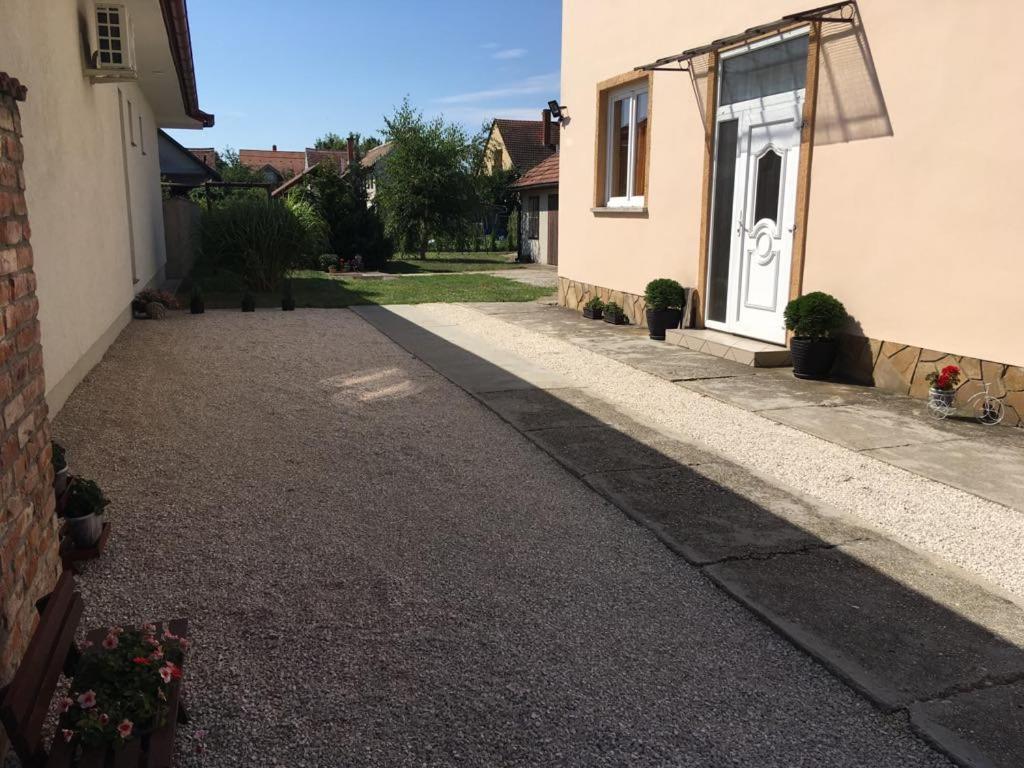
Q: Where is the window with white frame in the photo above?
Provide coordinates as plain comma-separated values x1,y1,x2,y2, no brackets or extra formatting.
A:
605,84,648,207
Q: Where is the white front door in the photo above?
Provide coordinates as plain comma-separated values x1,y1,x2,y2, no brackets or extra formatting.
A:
705,31,809,344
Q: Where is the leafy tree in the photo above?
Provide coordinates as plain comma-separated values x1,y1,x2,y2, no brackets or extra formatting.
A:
375,99,477,258
359,135,383,154
313,132,346,150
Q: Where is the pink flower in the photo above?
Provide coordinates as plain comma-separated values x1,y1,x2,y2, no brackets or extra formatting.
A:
142,623,157,634
179,638,190,651
158,665,173,683
117,719,133,739
98,713,110,726
158,661,182,683
61,729,75,743
145,636,161,647
162,629,178,641
150,648,164,661
102,634,118,650
58,696,74,713
77,690,97,709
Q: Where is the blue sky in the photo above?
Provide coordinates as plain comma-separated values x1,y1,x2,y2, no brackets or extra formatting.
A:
166,0,562,153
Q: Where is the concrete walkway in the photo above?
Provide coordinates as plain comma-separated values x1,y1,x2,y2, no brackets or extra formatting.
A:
45,309,955,767
355,302,1024,768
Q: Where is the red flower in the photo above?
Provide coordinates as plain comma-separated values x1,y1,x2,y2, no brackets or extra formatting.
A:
132,656,151,665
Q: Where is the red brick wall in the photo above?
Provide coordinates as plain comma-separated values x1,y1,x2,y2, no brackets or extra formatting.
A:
0,74,61,743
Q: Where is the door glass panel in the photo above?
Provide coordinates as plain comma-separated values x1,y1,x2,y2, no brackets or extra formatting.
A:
753,149,782,223
720,36,809,106
611,96,630,198
707,119,739,323
632,92,648,197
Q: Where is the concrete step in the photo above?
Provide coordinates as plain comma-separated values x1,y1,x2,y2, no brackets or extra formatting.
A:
667,327,791,367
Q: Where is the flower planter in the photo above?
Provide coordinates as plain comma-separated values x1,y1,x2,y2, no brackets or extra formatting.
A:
583,307,603,320
603,313,627,326
645,308,682,341
282,297,296,311
189,297,205,314
928,387,956,410
65,512,103,548
790,337,839,380
54,466,71,497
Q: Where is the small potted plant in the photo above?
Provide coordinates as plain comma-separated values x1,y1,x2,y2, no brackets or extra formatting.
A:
926,365,961,410
63,477,109,548
603,301,627,325
583,296,604,320
318,253,338,273
52,441,70,497
241,290,255,312
62,623,188,749
189,285,205,315
281,279,296,311
783,291,848,380
644,278,686,341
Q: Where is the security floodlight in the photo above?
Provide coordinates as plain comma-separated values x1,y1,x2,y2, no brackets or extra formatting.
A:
547,100,566,121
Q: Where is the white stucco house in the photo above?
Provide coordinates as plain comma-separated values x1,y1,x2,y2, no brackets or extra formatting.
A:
0,0,213,412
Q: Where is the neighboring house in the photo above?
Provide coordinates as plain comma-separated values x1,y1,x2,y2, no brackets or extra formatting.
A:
483,111,559,175
559,0,1024,419
512,153,559,265
0,0,213,415
240,146,349,185
159,130,221,188
270,139,393,202
187,146,218,168
361,141,393,204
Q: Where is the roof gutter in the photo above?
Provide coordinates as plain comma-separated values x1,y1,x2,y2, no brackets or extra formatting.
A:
158,0,214,127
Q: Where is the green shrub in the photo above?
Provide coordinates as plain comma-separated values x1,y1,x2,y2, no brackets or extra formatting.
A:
199,198,311,291
318,253,339,272
604,301,623,318
284,197,330,268
644,278,685,311
783,292,848,338
64,478,109,519
584,296,604,311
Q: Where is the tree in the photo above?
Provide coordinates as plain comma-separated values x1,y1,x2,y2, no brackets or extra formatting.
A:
313,132,346,150
359,135,383,154
375,99,476,258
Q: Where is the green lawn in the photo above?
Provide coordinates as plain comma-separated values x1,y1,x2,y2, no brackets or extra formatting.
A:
192,270,553,309
384,251,523,274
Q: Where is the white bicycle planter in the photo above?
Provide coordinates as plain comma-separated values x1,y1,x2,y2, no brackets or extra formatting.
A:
928,383,1004,425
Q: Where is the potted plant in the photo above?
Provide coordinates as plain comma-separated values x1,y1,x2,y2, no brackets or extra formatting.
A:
241,290,255,312
318,253,338,273
926,365,961,410
52,441,70,496
644,278,686,340
62,623,188,748
281,279,296,311
189,285,205,315
783,291,848,380
582,296,604,320
63,477,109,548
603,301,627,325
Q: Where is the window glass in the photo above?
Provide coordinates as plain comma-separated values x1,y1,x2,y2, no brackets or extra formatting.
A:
611,97,629,199
720,36,809,106
632,92,648,197
707,119,738,323
753,149,782,223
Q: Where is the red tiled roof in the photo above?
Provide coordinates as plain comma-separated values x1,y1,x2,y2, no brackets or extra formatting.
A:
187,147,218,168
305,149,349,172
361,141,393,168
238,149,306,177
511,152,558,190
493,119,558,173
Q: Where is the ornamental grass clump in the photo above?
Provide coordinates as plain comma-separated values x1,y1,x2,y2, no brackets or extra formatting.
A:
63,624,188,747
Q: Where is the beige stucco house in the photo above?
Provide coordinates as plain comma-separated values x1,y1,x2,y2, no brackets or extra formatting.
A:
0,0,213,413
558,0,1024,420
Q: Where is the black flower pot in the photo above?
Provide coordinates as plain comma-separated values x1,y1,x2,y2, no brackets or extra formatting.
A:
603,313,627,326
241,295,256,312
282,298,296,311
583,307,603,320
645,308,682,341
790,337,839,380
190,298,205,315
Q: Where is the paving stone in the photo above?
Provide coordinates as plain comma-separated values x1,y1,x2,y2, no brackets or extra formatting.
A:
683,374,862,411
478,387,632,432
526,424,715,477
706,540,1024,710
910,681,1024,768
587,462,872,564
761,404,961,450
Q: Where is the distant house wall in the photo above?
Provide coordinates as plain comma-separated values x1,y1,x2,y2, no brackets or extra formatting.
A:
1,0,169,414
483,126,513,174
520,186,557,264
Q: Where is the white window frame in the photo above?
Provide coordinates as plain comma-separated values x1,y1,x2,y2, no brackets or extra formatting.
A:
604,84,648,208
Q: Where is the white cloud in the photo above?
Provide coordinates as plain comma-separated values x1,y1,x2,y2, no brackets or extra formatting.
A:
436,72,559,105
492,48,527,60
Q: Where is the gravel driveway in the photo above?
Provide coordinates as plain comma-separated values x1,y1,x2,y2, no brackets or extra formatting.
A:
47,309,949,767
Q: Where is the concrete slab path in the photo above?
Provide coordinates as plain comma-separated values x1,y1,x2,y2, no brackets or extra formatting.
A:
355,301,1024,768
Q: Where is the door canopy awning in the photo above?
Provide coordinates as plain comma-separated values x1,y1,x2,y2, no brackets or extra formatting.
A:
635,2,856,72
634,1,891,147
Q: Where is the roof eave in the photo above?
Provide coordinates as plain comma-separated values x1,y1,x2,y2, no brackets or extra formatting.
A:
158,0,214,127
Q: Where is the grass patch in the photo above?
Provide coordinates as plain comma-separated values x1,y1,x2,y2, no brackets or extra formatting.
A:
384,251,523,274
190,270,553,309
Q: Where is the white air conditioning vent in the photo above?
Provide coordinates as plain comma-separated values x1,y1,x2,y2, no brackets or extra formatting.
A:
92,4,135,72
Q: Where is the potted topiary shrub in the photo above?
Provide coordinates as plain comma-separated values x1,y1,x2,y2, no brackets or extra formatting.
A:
603,301,627,325
63,477,109,548
241,291,255,312
189,285,205,315
583,296,604,320
783,291,848,380
52,441,70,496
644,278,686,340
281,279,296,311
